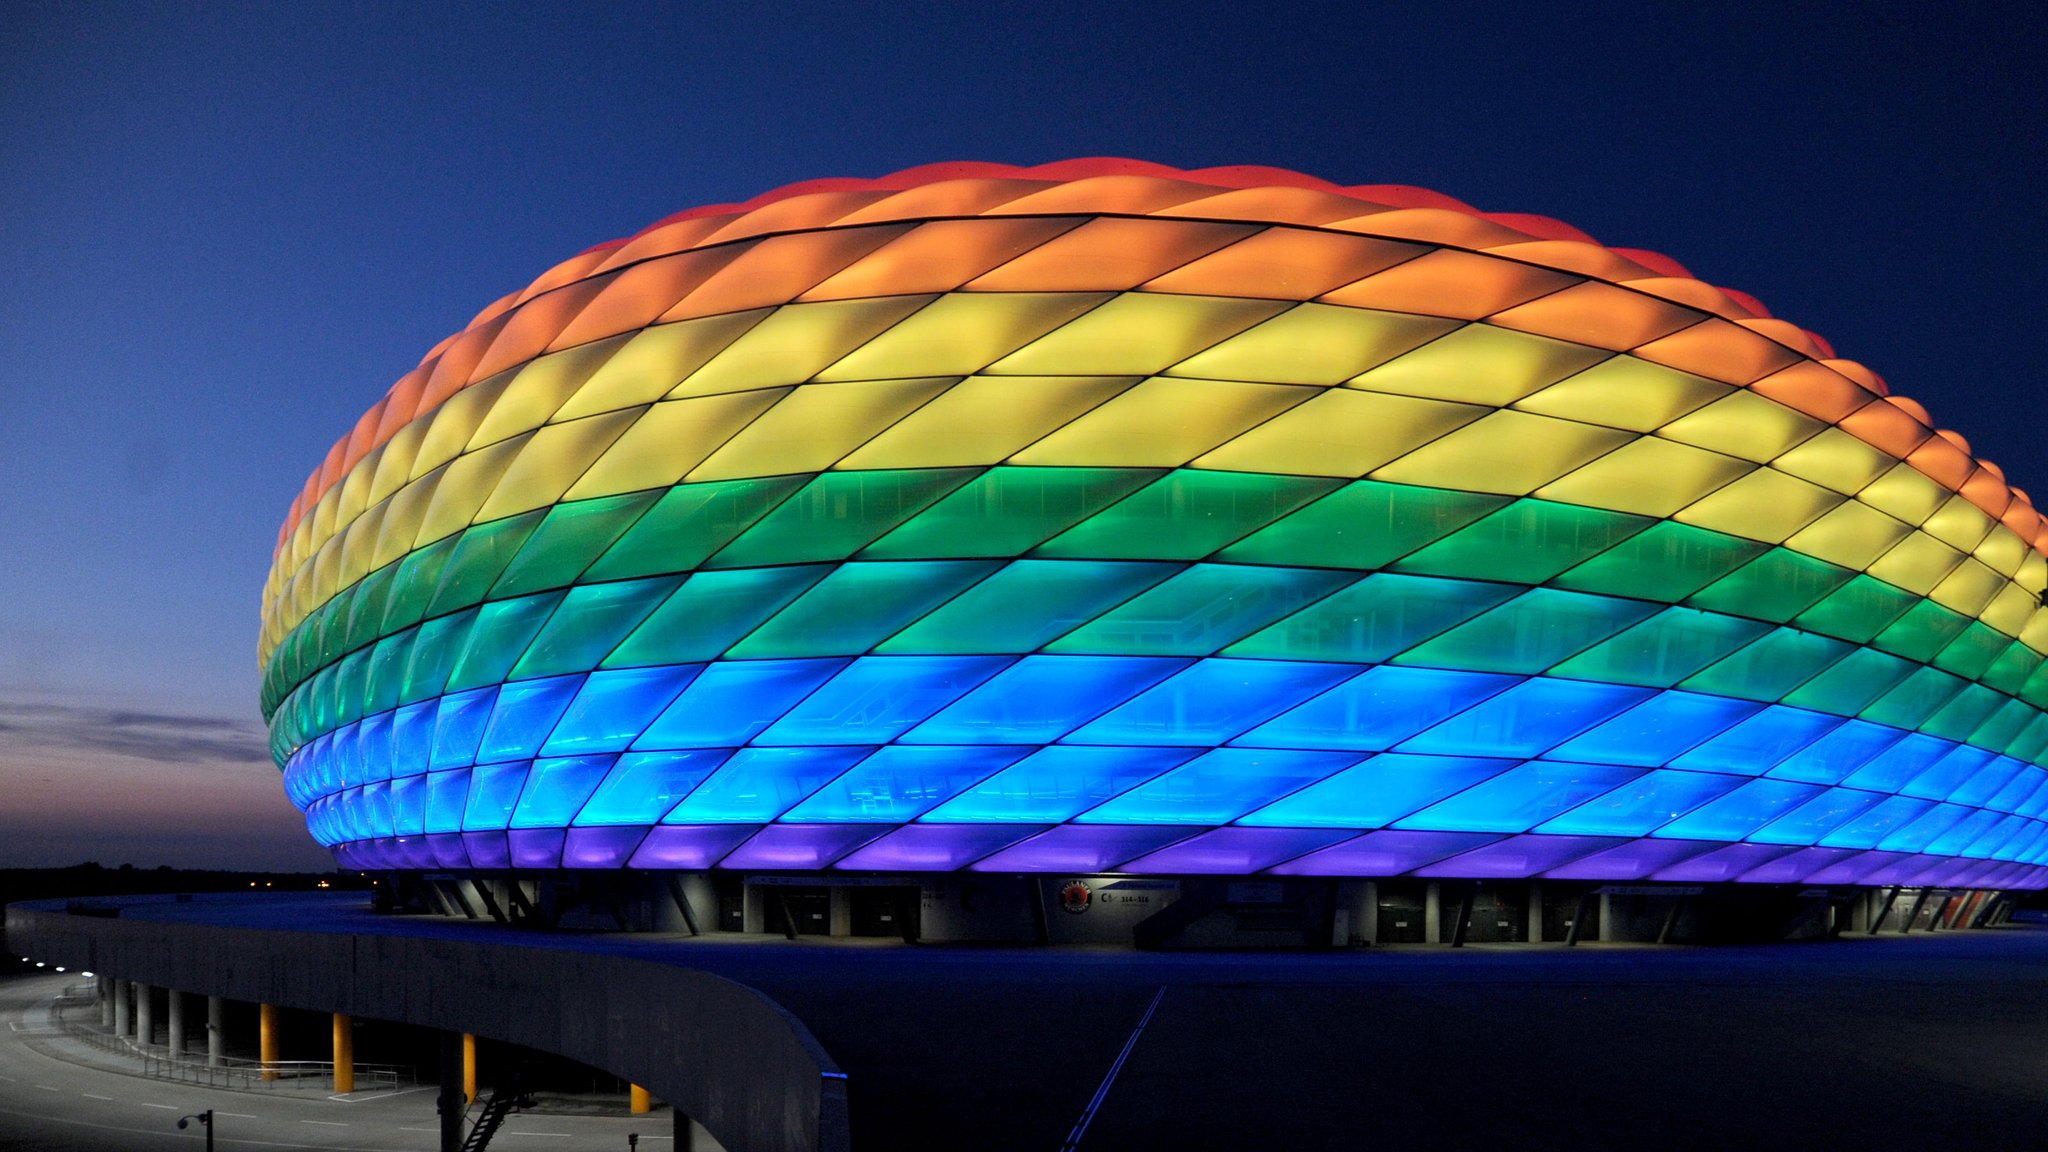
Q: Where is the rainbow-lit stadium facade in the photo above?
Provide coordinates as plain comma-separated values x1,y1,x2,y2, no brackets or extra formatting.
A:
261,159,2048,896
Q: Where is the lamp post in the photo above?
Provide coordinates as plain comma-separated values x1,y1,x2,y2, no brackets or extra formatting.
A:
176,1109,214,1151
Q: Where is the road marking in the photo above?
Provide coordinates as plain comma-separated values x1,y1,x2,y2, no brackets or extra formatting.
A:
332,1084,434,1102
0,1074,15,1081
82,1093,112,1100
300,1119,348,1126
1061,985,1168,1152
219,1111,257,1117
139,1101,177,1109
34,1084,59,1092
501,1132,572,1137
0,1100,362,1146
400,1125,440,1131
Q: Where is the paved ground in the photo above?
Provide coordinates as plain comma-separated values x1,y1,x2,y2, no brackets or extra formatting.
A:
0,973,675,1152
20,894,2048,1150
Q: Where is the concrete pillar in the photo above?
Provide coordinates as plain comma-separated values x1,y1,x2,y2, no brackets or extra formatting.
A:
463,1033,478,1105
1359,881,1379,946
112,978,129,1038
135,982,154,1048
332,1014,354,1093
1332,881,1370,946
1598,893,1615,943
742,885,766,934
99,979,114,1028
259,1002,280,1080
1527,883,1545,944
829,887,851,937
1424,882,1442,944
631,1084,653,1114
166,990,185,1060
438,1032,466,1152
207,996,224,1068
676,1108,698,1151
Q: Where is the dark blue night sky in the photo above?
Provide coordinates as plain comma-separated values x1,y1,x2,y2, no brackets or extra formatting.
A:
1,1,2043,866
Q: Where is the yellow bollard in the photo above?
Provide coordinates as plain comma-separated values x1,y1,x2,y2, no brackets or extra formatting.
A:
463,1032,477,1105
332,1013,354,1093
259,1003,279,1081
631,1084,652,1114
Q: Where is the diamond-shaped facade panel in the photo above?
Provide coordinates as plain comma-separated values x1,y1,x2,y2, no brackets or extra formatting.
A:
262,161,2048,889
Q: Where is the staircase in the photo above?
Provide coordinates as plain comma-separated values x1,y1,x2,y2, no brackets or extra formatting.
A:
457,1083,524,1152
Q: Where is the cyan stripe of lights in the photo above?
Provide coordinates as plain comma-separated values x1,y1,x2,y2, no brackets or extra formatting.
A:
261,162,2048,887
261,560,2048,763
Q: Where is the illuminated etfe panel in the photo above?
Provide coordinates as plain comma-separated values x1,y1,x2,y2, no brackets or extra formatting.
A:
261,162,2048,887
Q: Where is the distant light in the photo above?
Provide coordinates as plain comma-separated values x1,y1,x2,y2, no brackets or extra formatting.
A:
54,967,64,973
35,962,44,968
82,972,95,978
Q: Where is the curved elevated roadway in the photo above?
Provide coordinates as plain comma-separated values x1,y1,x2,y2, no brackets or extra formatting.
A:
11,894,2048,1151
0,972,668,1151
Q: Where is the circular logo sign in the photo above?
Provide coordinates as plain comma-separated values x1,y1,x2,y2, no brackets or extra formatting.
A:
1059,881,1092,914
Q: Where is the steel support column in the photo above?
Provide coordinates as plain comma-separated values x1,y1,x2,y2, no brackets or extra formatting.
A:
665,876,700,936
1901,888,1932,934
1657,897,1687,945
1564,890,1596,946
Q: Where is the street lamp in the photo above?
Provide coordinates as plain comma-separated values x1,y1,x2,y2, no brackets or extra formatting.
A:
176,1109,214,1151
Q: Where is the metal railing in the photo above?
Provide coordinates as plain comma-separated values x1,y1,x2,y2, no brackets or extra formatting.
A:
133,1050,413,1092
48,986,414,1093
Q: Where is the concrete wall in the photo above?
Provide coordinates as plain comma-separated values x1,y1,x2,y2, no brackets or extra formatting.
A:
5,900,846,1152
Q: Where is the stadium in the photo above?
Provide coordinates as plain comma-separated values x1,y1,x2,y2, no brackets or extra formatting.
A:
252,159,2048,945
13,159,2047,1152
